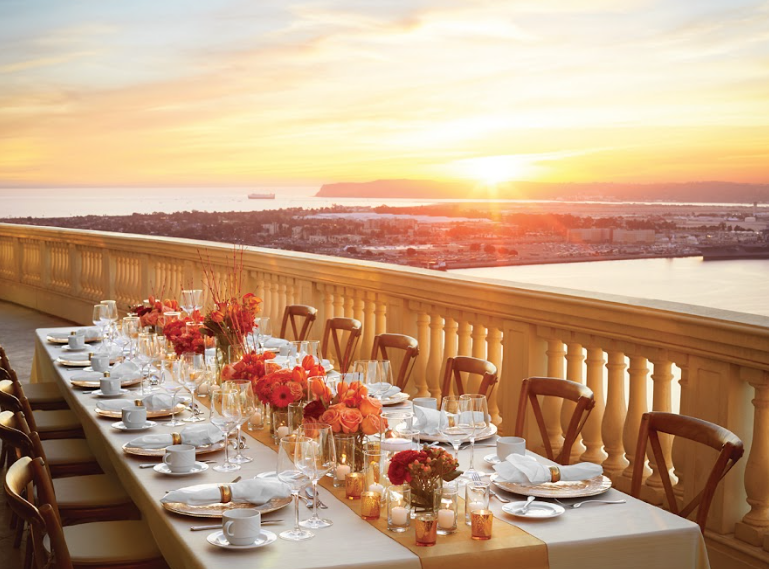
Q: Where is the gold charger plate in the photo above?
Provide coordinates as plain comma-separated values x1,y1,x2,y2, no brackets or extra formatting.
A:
490,473,612,498
381,392,411,406
47,333,101,344
95,403,187,419
70,377,142,389
122,440,226,457
162,486,292,518
56,356,93,367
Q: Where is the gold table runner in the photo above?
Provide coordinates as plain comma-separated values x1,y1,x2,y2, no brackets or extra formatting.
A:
240,420,549,569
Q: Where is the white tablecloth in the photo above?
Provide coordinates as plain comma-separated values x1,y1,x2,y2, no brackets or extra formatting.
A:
34,327,709,569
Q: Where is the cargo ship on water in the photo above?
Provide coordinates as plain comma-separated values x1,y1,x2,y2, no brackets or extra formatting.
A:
247,192,276,199
700,243,769,260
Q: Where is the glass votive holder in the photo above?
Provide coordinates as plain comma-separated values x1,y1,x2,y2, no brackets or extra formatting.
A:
247,401,265,430
437,485,458,535
465,481,490,525
381,409,415,441
363,443,384,495
287,402,303,434
345,472,365,500
414,512,438,547
360,491,381,520
333,433,357,488
471,509,493,540
272,411,289,444
386,485,411,532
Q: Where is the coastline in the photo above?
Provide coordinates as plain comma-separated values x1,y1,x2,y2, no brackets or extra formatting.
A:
440,252,698,271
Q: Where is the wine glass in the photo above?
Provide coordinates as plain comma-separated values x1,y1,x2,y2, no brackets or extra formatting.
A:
164,358,185,427
224,380,255,464
92,304,109,340
298,423,335,529
276,435,314,541
439,395,472,462
135,333,157,396
100,300,118,342
210,389,241,472
459,393,489,479
253,317,272,349
121,316,140,360
180,289,203,317
181,352,206,422
353,360,388,399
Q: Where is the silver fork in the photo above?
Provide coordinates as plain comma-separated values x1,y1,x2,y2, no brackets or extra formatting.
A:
306,486,329,509
554,498,626,509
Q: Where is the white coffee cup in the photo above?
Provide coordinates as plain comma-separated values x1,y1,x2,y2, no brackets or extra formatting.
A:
497,436,526,461
222,508,261,546
68,333,86,350
122,405,147,429
91,354,110,373
163,444,196,473
413,397,437,410
99,376,122,396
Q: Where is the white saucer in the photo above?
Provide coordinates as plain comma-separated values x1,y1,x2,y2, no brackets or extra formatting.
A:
153,462,209,476
83,366,112,373
91,389,129,398
502,501,565,519
111,420,157,431
484,453,501,465
206,529,277,550
62,345,92,353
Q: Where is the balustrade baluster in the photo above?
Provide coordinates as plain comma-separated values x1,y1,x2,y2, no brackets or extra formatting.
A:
563,342,586,461
543,339,565,455
362,294,376,357
344,292,354,318
671,358,688,503
332,287,344,319
415,310,430,398
426,311,444,399
581,346,607,464
601,351,628,478
278,282,288,319
620,355,650,492
374,298,387,335
457,318,471,357
470,321,487,394
487,326,503,427
644,356,675,499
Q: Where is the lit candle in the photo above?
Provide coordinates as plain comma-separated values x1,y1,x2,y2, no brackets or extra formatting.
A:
369,483,384,496
336,464,351,481
468,501,485,513
391,506,408,526
360,492,381,520
471,509,493,540
438,508,455,529
276,425,290,439
345,473,365,500
380,438,412,452
251,410,262,423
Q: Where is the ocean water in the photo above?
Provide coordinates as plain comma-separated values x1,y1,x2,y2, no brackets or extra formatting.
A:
453,257,769,318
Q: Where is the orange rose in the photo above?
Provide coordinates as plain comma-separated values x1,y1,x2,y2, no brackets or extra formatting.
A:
339,408,363,434
211,310,225,323
361,413,385,436
321,408,343,433
358,396,382,418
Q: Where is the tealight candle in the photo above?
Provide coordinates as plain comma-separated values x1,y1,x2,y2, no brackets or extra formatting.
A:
468,501,485,513
276,425,290,439
336,464,351,481
471,509,493,540
391,506,408,526
345,473,365,500
438,508,455,529
369,483,384,496
360,492,381,520
380,438,412,452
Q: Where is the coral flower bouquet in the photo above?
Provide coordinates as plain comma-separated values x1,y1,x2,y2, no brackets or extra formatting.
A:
387,446,461,511
253,355,329,409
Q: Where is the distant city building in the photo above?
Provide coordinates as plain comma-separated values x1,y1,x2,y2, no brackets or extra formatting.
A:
612,229,656,244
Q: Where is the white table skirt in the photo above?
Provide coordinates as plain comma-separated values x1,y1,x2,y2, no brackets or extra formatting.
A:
34,327,709,569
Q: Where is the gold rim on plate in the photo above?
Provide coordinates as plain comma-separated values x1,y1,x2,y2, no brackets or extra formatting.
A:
95,403,188,419
490,473,612,498
70,377,142,389
419,423,498,444
162,490,292,518
122,440,226,457
47,334,102,344
56,357,93,367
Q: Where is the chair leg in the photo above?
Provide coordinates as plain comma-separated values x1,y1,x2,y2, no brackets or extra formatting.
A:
13,516,24,548
24,528,33,569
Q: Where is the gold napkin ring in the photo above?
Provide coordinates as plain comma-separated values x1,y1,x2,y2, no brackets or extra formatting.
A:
219,485,232,504
171,433,182,445
549,466,561,483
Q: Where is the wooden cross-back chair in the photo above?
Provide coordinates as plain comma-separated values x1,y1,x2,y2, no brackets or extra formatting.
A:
514,376,595,465
631,411,744,533
370,333,419,391
321,317,362,373
4,456,166,569
0,381,83,441
0,345,66,410
279,305,318,342
441,356,498,400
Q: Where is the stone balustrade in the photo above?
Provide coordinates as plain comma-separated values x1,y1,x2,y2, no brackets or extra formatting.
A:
1,223,768,567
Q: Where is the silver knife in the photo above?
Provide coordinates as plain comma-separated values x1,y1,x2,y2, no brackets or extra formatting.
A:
190,520,282,531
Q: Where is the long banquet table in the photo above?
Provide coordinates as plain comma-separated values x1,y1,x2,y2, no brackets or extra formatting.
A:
32,327,710,569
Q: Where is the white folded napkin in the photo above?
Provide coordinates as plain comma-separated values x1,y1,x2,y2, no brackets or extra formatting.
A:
97,393,175,412
493,454,603,484
368,383,401,399
126,423,223,449
110,361,140,380
414,406,441,435
70,371,103,382
263,338,288,349
161,479,291,506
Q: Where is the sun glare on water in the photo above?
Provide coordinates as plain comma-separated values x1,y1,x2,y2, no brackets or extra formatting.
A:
452,155,535,187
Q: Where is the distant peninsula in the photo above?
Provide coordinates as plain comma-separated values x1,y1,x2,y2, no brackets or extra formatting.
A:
316,179,769,203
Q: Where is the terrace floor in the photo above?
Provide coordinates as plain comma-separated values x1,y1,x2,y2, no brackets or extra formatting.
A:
0,300,74,569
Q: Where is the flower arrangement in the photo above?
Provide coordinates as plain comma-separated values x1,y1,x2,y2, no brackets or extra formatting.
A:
163,317,205,356
387,446,461,511
221,350,278,388
303,378,386,437
131,295,182,328
253,356,328,409
200,292,262,352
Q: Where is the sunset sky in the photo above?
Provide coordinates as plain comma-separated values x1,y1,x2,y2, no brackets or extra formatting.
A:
1,0,768,188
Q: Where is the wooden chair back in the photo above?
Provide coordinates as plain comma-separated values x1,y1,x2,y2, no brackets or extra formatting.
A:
4,455,73,569
370,333,419,391
514,377,595,465
0,410,34,460
280,305,318,342
321,317,362,373
441,356,498,400
0,380,24,414
631,411,744,532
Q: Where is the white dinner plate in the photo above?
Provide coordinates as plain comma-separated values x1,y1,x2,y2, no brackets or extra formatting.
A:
206,529,277,550
153,462,209,476
419,423,498,444
491,473,613,499
91,388,130,398
47,332,101,344
484,453,501,465
502,501,565,519
381,392,411,406
111,420,157,431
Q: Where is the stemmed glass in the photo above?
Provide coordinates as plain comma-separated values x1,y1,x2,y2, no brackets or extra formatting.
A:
439,395,472,462
100,300,118,342
224,380,255,464
135,333,158,396
181,353,206,422
459,394,489,479
353,360,389,400
210,389,241,472
122,316,140,360
253,317,272,349
180,289,203,318
92,304,110,341
165,359,186,427
298,423,335,529
276,435,314,541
